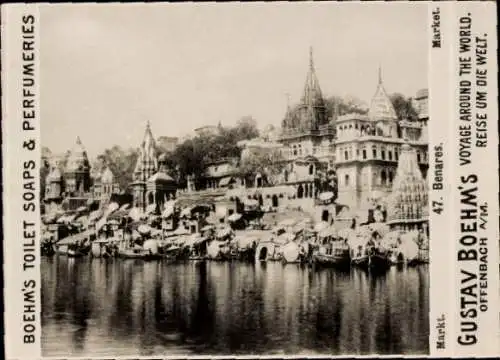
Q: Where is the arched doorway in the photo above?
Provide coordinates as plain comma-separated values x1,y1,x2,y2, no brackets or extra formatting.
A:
322,209,329,222
272,194,279,207
258,194,263,206
297,184,304,199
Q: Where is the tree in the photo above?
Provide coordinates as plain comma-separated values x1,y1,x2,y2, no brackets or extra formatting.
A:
95,146,139,192
239,145,286,186
169,117,260,186
324,95,368,117
40,147,52,199
389,93,419,121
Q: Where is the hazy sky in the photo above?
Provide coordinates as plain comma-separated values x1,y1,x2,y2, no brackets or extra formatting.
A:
41,2,428,159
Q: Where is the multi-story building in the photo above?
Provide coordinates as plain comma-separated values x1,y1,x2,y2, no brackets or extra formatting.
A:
275,51,428,214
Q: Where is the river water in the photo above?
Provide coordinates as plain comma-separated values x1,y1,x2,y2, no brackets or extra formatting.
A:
41,256,429,356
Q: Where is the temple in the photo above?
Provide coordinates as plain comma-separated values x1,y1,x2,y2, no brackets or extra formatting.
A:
131,121,159,209
131,122,177,212
386,142,429,235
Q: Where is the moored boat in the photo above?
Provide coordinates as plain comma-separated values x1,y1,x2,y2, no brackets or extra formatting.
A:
313,243,350,268
368,249,391,270
67,246,86,258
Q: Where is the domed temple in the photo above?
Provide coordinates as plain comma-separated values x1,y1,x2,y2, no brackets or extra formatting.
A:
130,122,177,211
131,122,159,209
145,153,177,212
279,48,335,166
64,136,91,196
92,166,120,203
386,142,429,235
45,156,64,204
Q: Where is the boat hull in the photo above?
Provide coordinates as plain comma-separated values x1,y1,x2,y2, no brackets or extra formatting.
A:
67,249,85,258
368,253,391,270
118,249,151,259
351,255,369,268
313,253,350,268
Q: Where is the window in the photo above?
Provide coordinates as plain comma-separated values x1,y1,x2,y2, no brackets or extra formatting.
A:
345,174,350,186
388,151,393,161
372,146,377,158
417,152,421,163
389,171,393,183
381,170,387,185
344,151,348,161
381,148,386,160
293,145,297,156
362,149,367,159
309,164,314,175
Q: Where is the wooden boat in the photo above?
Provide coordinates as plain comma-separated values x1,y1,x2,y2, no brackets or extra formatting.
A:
91,240,115,258
388,250,405,265
368,251,391,270
118,247,151,259
313,243,350,268
255,241,279,262
41,242,56,257
67,248,86,258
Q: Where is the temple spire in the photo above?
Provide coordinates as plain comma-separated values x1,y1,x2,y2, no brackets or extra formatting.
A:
309,46,314,72
369,67,397,121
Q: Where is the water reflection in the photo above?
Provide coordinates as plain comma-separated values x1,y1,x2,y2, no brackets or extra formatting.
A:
42,257,429,356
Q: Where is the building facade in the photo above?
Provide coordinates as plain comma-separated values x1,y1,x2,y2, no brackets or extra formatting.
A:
334,71,428,212
275,51,429,213
130,122,177,211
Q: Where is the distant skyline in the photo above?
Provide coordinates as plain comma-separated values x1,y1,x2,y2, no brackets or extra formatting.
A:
41,2,428,159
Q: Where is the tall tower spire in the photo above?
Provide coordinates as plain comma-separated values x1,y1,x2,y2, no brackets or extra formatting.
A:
369,66,397,121
309,46,314,71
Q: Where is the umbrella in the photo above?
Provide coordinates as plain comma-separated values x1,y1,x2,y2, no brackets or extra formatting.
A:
216,206,226,218
105,202,120,216
162,203,175,218
314,221,329,233
244,199,259,207
180,207,192,218
318,192,334,201
369,222,390,237
228,213,242,222
338,227,355,240
216,227,232,239
96,217,107,231
128,207,144,222
201,225,215,232
279,218,297,227
88,209,103,222
275,232,294,244
137,224,152,235
319,226,337,238
145,203,157,215
174,227,190,235
119,203,131,211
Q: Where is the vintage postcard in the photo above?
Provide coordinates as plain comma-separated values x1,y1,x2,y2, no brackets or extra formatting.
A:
2,1,498,358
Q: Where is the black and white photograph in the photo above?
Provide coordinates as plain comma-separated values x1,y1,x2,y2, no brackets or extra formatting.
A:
38,3,430,356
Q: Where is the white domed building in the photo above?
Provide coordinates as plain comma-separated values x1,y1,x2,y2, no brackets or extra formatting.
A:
92,166,120,203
